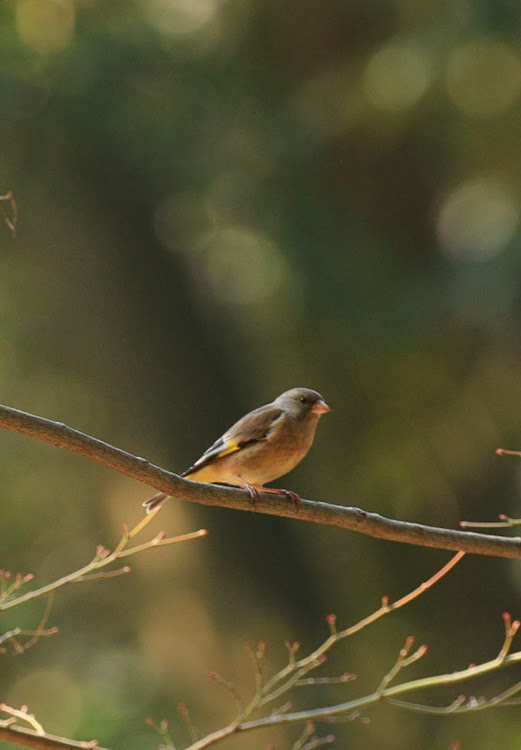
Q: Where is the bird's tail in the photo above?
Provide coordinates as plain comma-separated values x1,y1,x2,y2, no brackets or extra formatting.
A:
142,491,169,513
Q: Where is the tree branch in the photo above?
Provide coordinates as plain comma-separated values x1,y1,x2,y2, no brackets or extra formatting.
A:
0,722,111,750
0,403,519,558
184,644,521,748
0,513,206,613
179,552,463,749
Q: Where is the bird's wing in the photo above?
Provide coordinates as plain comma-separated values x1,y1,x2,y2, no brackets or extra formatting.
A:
181,405,285,476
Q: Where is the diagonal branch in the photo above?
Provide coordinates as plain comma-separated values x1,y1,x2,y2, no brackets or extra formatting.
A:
0,403,520,558
0,721,111,750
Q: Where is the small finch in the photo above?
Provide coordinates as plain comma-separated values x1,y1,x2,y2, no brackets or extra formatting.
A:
143,387,330,512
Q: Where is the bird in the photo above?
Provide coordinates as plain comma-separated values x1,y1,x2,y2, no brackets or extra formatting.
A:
143,387,330,513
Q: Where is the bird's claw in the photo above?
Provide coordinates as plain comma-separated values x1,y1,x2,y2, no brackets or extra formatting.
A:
237,477,301,512
278,489,302,511
237,478,261,509
246,485,261,509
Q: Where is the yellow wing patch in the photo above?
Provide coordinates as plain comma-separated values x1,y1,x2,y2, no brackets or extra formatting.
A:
184,440,243,483
215,440,242,458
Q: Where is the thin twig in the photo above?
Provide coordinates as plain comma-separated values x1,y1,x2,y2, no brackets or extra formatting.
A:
0,513,207,613
460,513,521,530
0,721,111,749
0,706,44,735
0,592,58,653
260,551,464,706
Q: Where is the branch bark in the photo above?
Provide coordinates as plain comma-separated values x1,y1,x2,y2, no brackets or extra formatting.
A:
0,403,519,559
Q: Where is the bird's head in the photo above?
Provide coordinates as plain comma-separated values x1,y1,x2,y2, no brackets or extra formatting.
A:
274,388,331,419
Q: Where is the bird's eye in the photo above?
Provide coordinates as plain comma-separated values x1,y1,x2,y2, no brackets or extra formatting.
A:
299,396,310,405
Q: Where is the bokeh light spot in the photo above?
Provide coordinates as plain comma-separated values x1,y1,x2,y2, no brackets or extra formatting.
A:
16,0,75,55
141,0,221,36
363,39,432,112
193,226,290,306
446,39,521,118
436,180,519,260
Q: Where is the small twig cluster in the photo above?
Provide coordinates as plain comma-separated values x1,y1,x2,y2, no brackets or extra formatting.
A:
0,579,57,655
0,506,207,656
147,553,462,749
143,552,521,750
0,704,45,735
0,505,207,749
2,537,521,750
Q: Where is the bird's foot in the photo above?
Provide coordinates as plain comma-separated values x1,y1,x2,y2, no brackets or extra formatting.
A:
237,477,262,509
236,478,302,511
264,487,302,511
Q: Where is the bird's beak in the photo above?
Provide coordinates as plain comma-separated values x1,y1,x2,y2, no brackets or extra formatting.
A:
312,399,331,415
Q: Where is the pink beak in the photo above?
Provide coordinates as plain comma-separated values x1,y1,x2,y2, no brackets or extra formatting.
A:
312,399,331,415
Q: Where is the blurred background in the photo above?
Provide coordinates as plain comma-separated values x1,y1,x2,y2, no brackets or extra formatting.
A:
2,0,521,748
